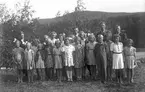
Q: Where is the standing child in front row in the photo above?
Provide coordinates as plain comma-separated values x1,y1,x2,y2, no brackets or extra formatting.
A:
25,42,35,83
35,43,46,81
13,40,24,83
86,34,97,80
53,40,63,82
74,37,84,80
62,38,75,82
124,39,136,83
110,35,124,84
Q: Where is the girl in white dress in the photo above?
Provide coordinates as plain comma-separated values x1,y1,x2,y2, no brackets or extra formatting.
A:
62,38,75,81
110,34,124,83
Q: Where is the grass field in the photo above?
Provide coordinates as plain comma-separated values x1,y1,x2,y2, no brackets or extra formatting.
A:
0,52,145,92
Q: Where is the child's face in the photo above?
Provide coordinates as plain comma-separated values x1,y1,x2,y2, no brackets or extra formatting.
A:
65,39,69,45
115,37,119,43
59,35,63,41
55,42,60,48
38,44,42,50
98,36,103,43
128,42,132,47
16,41,20,47
27,43,31,50
89,37,94,42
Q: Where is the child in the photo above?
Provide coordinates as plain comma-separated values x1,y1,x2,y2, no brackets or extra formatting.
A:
45,40,54,80
12,40,24,83
62,38,75,82
74,37,84,81
25,42,35,83
110,34,124,84
86,34,97,80
105,32,113,81
53,40,63,82
124,39,136,83
94,34,107,84
35,43,46,81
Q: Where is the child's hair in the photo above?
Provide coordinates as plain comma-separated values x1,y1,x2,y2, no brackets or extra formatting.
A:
55,40,61,46
88,34,95,41
26,42,32,48
64,37,70,44
127,39,133,45
113,34,120,42
74,36,81,44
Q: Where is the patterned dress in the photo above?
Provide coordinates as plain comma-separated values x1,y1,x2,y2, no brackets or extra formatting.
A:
86,42,97,65
45,46,53,68
24,49,35,70
35,50,45,69
53,47,63,69
124,46,136,69
110,42,124,69
61,45,75,67
13,47,24,69
74,44,84,68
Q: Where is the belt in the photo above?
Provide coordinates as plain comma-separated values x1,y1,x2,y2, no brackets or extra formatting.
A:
126,55,134,56
89,49,94,50
54,54,61,56
113,52,122,54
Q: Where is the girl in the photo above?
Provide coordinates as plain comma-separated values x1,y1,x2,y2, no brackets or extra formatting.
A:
35,43,46,81
86,34,97,80
45,40,54,80
110,34,124,84
124,39,136,83
74,37,84,81
62,38,75,82
12,40,24,83
59,34,66,81
25,42,35,83
53,40,63,82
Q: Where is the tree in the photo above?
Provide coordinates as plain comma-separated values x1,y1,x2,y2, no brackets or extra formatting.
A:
1,0,38,68
75,0,86,12
56,11,61,18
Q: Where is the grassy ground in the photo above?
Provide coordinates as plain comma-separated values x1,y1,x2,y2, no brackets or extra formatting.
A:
0,52,145,92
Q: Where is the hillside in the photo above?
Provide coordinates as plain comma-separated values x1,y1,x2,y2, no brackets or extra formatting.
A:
38,11,135,25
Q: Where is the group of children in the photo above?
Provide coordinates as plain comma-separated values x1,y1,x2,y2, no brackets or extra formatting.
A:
12,29,136,84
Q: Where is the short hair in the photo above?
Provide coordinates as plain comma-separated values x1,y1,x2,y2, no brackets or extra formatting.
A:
113,34,120,41
127,39,133,44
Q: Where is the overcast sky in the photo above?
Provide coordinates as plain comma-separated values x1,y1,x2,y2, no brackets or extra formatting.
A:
0,0,145,18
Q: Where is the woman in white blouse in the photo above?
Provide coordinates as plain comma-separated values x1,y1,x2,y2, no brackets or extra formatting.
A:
110,34,124,84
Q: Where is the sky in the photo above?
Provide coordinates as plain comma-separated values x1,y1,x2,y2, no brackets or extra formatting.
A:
0,0,145,18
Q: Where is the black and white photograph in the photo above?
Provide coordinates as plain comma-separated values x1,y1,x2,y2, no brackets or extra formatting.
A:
0,0,145,92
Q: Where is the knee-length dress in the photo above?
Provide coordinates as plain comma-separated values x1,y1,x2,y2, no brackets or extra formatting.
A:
124,46,136,69
110,42,124,69
45,47,53,68
13,47,24,69
35,50,45,69
74,44,84,68
86,42,97,65
24,49,35,70
53,47,63,69
61,45,75,67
